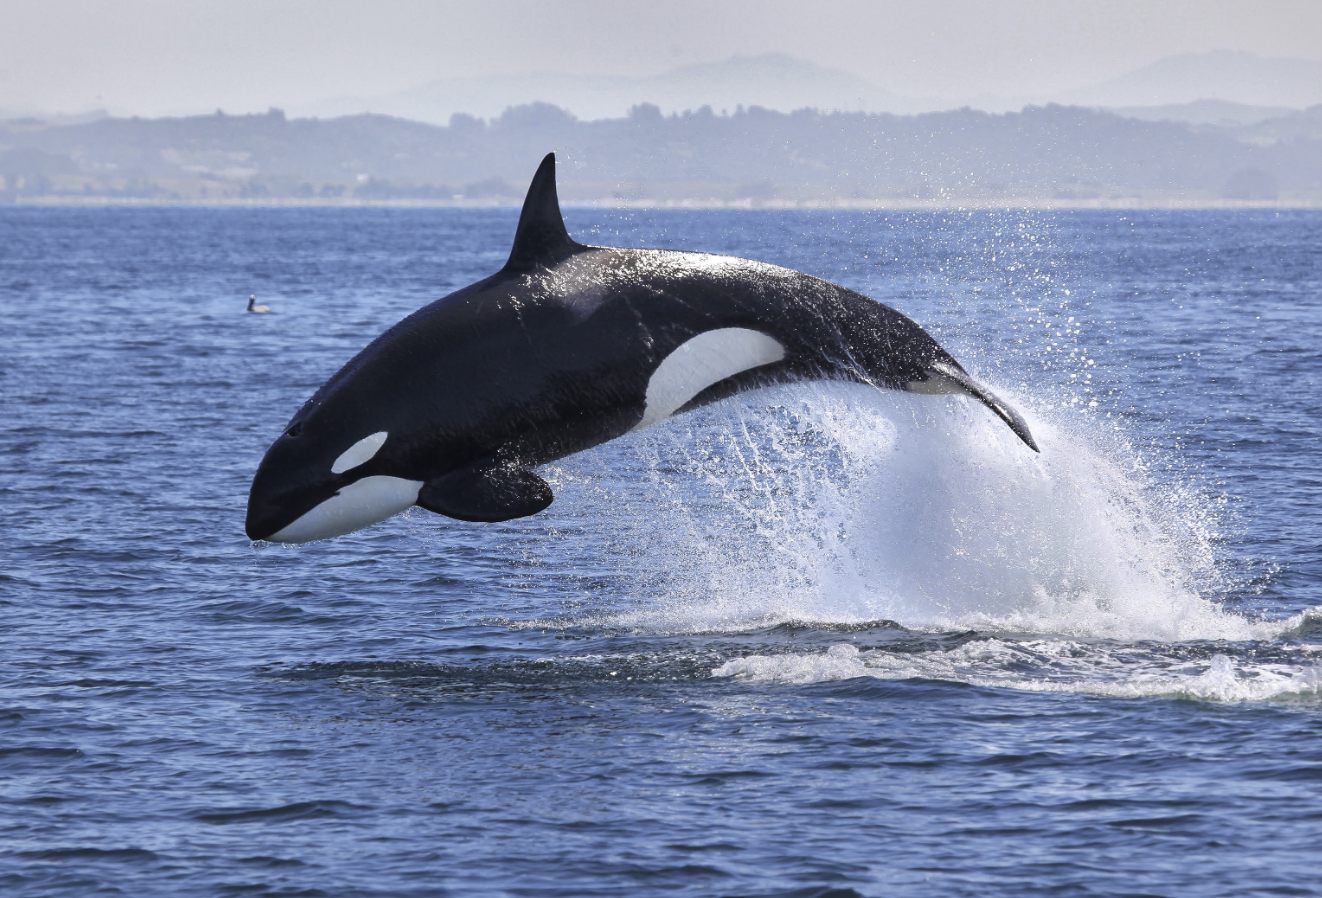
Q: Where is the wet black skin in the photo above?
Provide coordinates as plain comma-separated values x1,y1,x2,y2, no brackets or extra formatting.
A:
245,154,1037,541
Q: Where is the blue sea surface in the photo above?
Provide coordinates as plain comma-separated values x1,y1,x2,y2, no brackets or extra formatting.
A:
2,205,1321,897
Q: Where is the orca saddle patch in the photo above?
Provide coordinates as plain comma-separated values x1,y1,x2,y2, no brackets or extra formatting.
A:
418,460,554,523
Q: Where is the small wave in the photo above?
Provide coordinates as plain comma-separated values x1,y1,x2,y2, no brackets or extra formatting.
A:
196,800,368,825
20,847,158,861
713,644,870,685
1274,606,1322,640
713,641,1322,703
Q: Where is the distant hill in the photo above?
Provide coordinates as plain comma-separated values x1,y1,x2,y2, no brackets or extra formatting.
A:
297,51,1322,127
303,54,910,123
1,102,1318,205
1061,50,1322,110
1106,99,1297,127
1234,104,1322,146
7,50,1322,128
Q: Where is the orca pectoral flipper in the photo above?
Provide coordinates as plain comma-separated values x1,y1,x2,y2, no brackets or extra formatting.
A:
910,362,1040,452
418,461,555,522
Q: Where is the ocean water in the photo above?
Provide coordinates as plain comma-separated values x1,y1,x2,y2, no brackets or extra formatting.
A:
2,205,1321,897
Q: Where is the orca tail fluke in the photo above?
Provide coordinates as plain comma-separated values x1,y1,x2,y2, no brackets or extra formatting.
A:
505,153,583,271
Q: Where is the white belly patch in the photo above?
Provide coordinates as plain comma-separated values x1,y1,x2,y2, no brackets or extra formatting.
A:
633,328,786,431
270,475,423,544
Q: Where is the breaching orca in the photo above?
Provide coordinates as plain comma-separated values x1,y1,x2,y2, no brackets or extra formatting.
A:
246,153,1037,543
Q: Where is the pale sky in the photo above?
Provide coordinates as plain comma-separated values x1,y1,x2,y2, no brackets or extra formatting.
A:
2,0,1320,117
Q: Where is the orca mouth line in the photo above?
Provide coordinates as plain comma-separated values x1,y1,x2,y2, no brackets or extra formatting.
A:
249,477,424,544
245,478,339,542
246,503,307,543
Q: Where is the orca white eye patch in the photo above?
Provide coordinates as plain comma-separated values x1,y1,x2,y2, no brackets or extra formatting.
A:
331,431,388,474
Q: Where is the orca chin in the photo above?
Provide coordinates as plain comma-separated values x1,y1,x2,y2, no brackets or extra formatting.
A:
246,152,1039,543
256,476,423,544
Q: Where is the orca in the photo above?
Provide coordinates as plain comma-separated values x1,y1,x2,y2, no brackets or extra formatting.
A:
246,153,1037,543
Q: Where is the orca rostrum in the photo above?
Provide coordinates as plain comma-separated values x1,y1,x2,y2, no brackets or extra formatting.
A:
246,153,1038,543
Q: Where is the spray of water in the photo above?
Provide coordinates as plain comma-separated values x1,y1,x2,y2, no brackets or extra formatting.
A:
476,381,1321,702
544,383,1260,637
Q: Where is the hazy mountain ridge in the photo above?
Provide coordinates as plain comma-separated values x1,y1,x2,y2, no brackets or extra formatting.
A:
6,50,1322,127
294,51,1322,125
307,54,910,124
1235,104,1322,145
1060,50,1322,110
2,101,1318,205
1109,99,1298,127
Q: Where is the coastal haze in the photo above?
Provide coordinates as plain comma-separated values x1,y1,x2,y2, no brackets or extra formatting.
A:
2,1,1321,206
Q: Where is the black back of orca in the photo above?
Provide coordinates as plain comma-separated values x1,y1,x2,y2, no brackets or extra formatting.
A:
245,153,1038,543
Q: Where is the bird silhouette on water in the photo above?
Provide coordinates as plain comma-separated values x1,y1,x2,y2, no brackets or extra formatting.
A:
247,295,270,314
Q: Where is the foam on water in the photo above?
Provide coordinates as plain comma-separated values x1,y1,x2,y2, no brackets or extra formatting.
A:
521,381,1320,702
712,641,1322,702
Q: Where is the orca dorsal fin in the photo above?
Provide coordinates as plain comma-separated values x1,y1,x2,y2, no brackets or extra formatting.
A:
505,153,582,271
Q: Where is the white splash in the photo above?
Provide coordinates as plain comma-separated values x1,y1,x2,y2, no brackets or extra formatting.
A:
713,642,1322,703
550,381,1267,643
469,379,1311,703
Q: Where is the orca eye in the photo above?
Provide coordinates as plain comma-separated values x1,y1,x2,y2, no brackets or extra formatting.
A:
285,422,303,437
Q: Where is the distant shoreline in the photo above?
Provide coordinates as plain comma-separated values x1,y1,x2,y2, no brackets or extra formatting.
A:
8,194,1321,211
4,104,1317,211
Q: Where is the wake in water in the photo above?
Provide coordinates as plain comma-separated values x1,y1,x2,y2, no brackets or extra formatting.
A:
711,636,1322,702
436,381,1321,702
